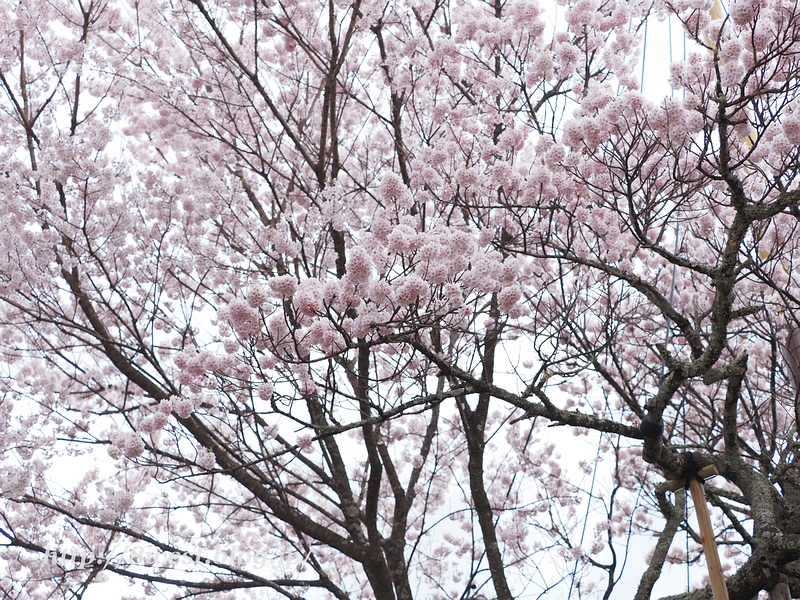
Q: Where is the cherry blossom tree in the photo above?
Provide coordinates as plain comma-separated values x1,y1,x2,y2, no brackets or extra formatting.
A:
1,0,800,597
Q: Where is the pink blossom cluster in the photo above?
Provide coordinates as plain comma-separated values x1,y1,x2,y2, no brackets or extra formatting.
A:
216,213,528,363
247,285,269,308
196,447,216,469
379,173,413,209
221,298,262,338
0,466,30,499
782,105,800,144
108,430,145,459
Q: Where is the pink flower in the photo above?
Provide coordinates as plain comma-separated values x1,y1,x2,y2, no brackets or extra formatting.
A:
225,299,261,338
783,115,800,144
443,283,464,307
498,284,521,314
455,167,479,188
197,448,216,469
258,353,280,369
729,0,757,25
108,490,134,514
393,275,428,305
296,434,314,453
0,467,30,498
172,397,194,418
387,224,418,254
370,212,393,240
269,275,299,297
151,411,169,430
121,432,144,458
258,382,274,401
346,247,372,284
247,285,269,307
450,231,475,255
139,415,159,433
293,279,324,316
426,261,448,284
379,172,412,207
266,314,291,343
417,242,441,261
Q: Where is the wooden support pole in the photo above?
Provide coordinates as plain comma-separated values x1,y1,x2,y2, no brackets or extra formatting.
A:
688,478,729,600
769,582,791,600
709,0,725,21
667,461,729,600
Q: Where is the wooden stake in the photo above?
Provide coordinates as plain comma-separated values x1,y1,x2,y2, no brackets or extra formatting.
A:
688,478,730,600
